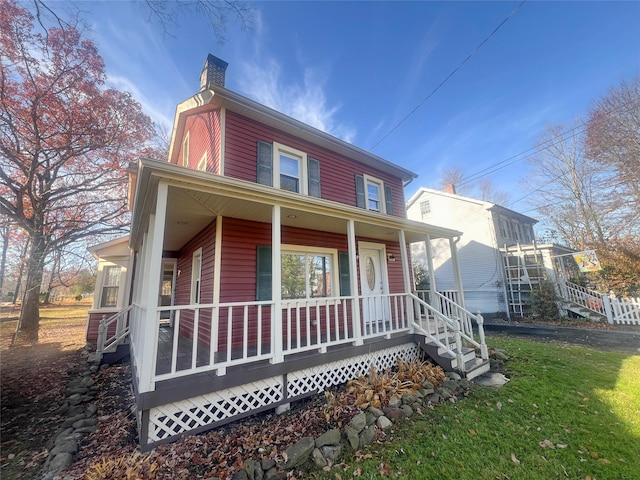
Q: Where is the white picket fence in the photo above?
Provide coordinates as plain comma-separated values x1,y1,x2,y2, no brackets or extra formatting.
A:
605,295,640,325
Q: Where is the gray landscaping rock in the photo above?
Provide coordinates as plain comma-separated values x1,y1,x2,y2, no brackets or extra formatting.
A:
80,376,95,388
243,459,256,480
312,448,327,468
49,440,78,456
231,470,249,480
321,444,342,462
73,426,98,434
382,407,405,420
400,404,414,418
474,372,510,387
315,429,341,447
445,371,462,380
344,425,359,450
261,459,276,472
61,414,86,428
365,412,376,426
72,418,98,429
358,426,377,448
427,393,443,404
388,396,402,408
263,470,286,480
350,412,367,432
401,393,417,405
422,380,435,390
377,415,393,429
283,437,314,469
437,387,452,400
47,453,73,473
367,406,384,418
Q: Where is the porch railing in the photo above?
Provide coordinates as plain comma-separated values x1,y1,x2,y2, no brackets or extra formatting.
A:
95,305,133,363
146,293,413,385
410,293,488,367
558,280,607,317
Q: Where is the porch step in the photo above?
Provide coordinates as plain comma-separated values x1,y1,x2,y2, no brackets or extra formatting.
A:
417,336,476,371
101,343,130,365
563,302,607,322
463,357,491,380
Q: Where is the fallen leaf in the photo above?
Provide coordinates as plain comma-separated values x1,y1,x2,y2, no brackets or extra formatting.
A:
556,443,568,449
539,439,556,449
469,429,477,436
511,453,520,465
597,458,611,464
590,452,599,459
496,401,503,411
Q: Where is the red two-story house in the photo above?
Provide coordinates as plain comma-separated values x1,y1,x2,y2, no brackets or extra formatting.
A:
90,54,489,449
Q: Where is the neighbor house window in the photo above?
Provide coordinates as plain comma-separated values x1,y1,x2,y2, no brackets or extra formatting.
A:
191,248,202,304
420,200,431,219
100,265,121,308
182,132,190,167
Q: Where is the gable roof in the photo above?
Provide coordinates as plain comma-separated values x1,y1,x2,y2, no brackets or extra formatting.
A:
167,86,419,184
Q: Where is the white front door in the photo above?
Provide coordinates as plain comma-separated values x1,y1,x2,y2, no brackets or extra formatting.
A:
359,243,390,328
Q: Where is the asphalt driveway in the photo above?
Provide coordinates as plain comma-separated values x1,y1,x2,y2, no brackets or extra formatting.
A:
483,322,640,354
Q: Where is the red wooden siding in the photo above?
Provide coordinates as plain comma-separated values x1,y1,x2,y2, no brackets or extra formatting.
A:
86,311,119,342
179,110,222,172
223,111,406,217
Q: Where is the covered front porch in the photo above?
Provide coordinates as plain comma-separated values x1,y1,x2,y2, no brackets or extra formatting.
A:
99,158,488,447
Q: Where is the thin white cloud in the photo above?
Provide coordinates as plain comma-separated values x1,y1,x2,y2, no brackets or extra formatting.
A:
238,58,356,143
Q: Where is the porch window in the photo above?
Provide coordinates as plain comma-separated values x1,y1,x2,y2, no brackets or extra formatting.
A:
191,248,202,304
256,246,349,301
100,265,121,308
281,246,338,300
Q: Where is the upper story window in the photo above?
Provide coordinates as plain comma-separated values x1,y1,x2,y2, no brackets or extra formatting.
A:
100,265,121,308
197,152,207,171
420,200,431,219
256,141,321,197
355,174,393,215
182,132,190,167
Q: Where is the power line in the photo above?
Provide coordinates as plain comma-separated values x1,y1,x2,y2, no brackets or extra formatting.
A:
370,0,527,151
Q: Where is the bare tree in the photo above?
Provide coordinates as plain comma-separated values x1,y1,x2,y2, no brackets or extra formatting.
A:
140,0,255,40
586,76,640,217
478,178,510,206
523,122,621,250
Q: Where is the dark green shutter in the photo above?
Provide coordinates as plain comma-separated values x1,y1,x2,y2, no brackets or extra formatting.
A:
256,246,272,301
355,174,365,209
257,141,273,186
308,157,321,197
338,252,351,296
384,184,393,215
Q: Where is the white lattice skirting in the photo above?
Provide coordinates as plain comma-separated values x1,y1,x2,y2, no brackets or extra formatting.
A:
147,342,422,443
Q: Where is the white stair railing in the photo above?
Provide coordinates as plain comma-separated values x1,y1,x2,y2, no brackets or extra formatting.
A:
96,305,133,363
558,280,607,318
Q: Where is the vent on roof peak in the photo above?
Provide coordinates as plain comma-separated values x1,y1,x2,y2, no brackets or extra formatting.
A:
200,54,229,90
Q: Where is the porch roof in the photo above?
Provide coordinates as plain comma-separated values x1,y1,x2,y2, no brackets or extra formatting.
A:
130,158,462,251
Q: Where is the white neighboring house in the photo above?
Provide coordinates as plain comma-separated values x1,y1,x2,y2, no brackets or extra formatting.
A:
407,186,537,318
86,236,131,343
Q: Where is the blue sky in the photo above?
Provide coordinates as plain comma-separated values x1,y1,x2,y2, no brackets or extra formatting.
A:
82,1,639,215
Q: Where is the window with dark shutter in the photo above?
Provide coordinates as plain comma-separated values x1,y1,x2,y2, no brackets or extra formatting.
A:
308,157,321,198
338,252,351,296
257,141,273,186
256,245,272,301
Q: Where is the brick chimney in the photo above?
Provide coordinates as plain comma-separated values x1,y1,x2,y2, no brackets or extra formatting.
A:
200,54,229,90
443,183,456,194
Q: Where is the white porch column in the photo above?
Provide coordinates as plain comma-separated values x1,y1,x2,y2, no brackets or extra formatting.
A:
425,235,437,301
449,236,467,310
398,230,414,331
138,182,168,393
271,205,283,363
347,220,362,345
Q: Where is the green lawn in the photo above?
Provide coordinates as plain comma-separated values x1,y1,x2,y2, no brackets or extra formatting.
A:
313,337,640,479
